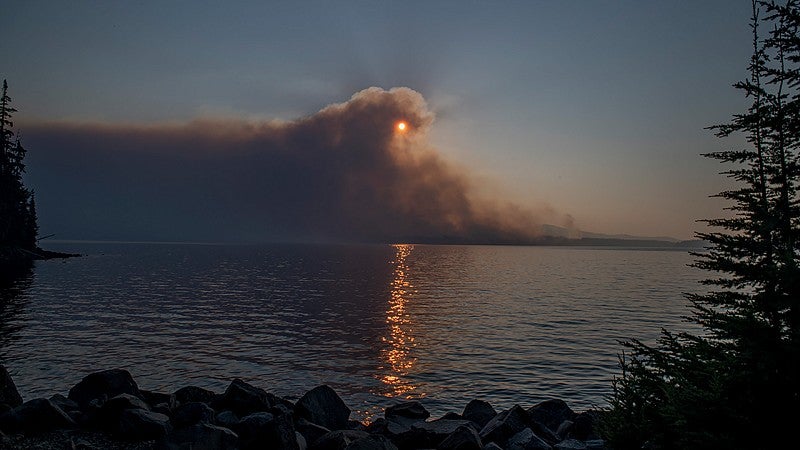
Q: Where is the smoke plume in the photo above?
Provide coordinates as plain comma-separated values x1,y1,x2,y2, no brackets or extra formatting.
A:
25,87,563,243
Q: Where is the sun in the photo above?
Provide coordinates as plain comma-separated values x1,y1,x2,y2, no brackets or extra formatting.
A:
396,121,407,131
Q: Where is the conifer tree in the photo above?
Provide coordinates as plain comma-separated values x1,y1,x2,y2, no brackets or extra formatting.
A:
0,79,38,254
601,1,800,448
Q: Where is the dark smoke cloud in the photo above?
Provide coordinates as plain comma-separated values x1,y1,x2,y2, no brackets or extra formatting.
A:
24,87,564,243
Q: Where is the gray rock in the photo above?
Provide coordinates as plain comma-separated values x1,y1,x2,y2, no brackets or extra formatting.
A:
483,444,503,450
297,417,331,445
49,394,79,412
439,412,465,421
68,369,143,409
0,398,76,434
385,401,430,425
555,420,573,440
118,409,171,440
141,390,172,408
585,439,605,450
171,401,215,428
0,366,22,408
507,428,551,450
479,405,529,446
216,410,239,428
173,385,217,405
570,411,599,441
237,411,298,450
345,434,399,450
295,385,351,430
527,400,575,434
297,431,308,450
437,423,483,450
213,379,272,416
155,423,238,450
463,399,496,429
554,439,586,450
312,430,370,450
97,393,151,431
410,419,477,447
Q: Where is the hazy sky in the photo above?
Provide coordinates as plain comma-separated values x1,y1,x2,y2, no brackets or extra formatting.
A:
2,1,752,241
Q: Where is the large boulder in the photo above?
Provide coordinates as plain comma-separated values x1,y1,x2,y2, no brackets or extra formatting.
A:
236,411,299,450
345,434,399,450
462,400,496,429
68,369,142,409
212,379,272,416
297,417,332,445
0,398,76,434
312,429,369,450
479,405,529,446
295,385,351,430
96,393,151,431
408,419,477,448
385,401,430,426
171,401,216,428
118,408,171,440
48,394,79,413
507,428,552,450
155,423,239,450
0,366,22,408
438,423,483,450
527,400,575,434
173,385,218,405
554,439,587,450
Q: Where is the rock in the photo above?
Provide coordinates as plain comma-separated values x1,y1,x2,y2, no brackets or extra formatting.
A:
527,400,575,434
483,444,503,450
171,401,216,428
385,401,430,425
297,417,332,445
96,393,151,431
312,430,369,450
49,394,80,412
216,410,239,428
155,423,239,450
103,393,151,413
153,402,171,416
345,434,399,450
554,439,587,450
174,385,218,405
236,411,299,450
555,420,573,440
463,399,496,429
348,419,366,431
409,419,477,448
479,405,529,446
437,423,483,450
295,385,351,430
0,366,22,408
585,439,605,450
570,411,599,441
507,428,552,450
213,379,272,416
0,398,76,434
439,412,464,421
68,369,142,409
297,431,308,450
141,390,172,408
118,408,171,440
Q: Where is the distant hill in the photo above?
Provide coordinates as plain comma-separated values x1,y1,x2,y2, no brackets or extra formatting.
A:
540,224,681,243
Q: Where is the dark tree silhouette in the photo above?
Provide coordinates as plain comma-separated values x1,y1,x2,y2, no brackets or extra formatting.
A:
0,79,39,258
601,1,800,449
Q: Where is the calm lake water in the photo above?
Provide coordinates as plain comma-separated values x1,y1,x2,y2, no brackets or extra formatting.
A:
0,242,704,420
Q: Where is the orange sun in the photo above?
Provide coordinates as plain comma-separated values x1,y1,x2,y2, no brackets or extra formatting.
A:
396,121,407,131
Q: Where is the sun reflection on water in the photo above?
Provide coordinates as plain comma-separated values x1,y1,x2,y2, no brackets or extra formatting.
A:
378,244,420,399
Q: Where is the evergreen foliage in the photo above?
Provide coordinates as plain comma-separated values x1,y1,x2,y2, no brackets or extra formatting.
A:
601,1,800,448
0,79,38,252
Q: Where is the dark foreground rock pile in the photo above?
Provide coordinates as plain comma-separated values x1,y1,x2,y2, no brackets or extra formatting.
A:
0,366,605,449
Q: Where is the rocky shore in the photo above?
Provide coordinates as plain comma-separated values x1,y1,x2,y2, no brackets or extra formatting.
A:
0,366,606,450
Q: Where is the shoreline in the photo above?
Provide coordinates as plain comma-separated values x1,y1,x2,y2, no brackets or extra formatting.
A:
0,366,606,450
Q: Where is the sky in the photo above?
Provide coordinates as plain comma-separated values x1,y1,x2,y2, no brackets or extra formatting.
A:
1,1,753,242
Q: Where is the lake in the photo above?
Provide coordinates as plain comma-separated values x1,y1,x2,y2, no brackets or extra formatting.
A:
0,242,704,420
